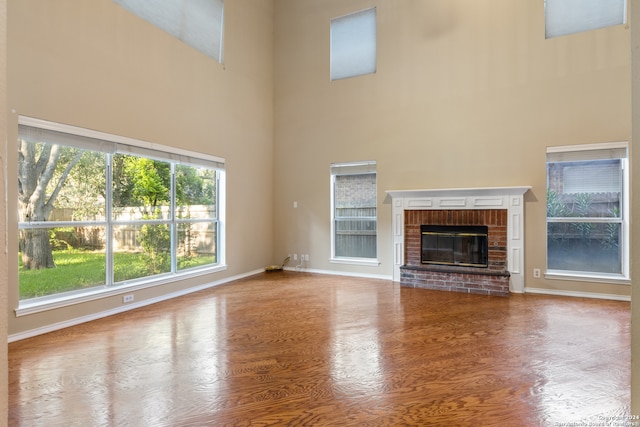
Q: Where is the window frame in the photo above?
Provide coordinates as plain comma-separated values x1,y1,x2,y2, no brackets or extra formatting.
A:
545,141,630,284
330,161,379,266
16,116,227,316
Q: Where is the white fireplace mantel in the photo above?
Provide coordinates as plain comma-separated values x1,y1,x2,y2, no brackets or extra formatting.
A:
386,186,531,293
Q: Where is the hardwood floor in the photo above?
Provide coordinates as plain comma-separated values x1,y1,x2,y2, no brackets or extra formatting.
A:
8,272,631,426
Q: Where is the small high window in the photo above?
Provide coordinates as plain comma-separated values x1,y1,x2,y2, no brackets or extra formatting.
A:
113,0,224,62
544,0,627,38
330,8,377,81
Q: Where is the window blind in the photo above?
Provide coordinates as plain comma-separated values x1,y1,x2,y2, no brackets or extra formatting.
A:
546,143,627,162
330,8,377,81
113,0,224,62
545,0,627,38
331,161,377,176
19,119,225,171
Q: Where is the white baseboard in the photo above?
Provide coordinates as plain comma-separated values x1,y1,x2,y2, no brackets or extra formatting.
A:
283,266,393,281
525,287,631,302
8,269,264,343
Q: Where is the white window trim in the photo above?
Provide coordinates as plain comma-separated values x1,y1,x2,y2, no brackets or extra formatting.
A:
16,116,227,315
545,141,629,283
330,161,379,265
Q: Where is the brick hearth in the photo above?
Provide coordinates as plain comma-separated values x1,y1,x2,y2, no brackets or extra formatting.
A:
401,209,511,296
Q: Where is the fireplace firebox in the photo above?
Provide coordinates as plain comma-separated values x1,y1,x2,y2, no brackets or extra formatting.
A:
421,225,488,268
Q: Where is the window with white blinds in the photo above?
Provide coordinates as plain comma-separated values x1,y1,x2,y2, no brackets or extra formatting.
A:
330,161,378,263
17,116,226,313
545,142,629,280
330,8,377,81
544,0,627,38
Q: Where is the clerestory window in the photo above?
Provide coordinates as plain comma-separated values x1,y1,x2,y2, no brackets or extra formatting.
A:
544,0,627,39
112,0,224,63
330,8,377,81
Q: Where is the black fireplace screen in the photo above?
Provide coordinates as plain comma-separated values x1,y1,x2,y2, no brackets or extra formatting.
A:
421,225,488,267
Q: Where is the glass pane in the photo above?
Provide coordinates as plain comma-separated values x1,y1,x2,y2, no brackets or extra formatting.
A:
18,140,106,222
113,223,171,282
335,219,377,258
177,222,217,270
547,160,622,219
19,226,106,299
331,8,376,80
547,222,622,274
334,173,377,259
112,154,171,221
334,174,377,213
176,165,216,219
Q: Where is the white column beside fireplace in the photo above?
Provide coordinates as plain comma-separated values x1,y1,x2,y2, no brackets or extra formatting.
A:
386,187,531,293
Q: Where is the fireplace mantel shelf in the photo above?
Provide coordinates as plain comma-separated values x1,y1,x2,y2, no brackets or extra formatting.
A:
386,186,531,199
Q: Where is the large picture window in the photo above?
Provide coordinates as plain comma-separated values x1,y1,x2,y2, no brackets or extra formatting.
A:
17,117,225,307
546,142,628,280
330,161,377,263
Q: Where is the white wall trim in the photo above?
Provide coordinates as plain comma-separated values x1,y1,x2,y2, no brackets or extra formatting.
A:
284,266,392,281
525,287,631,302
8,269,263,343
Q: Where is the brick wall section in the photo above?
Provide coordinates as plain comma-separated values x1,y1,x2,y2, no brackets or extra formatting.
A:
401,209,510,296
404,209,507,271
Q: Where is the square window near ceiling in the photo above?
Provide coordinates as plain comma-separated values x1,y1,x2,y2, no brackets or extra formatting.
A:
330,8,377,81
113,0,224,63
545,0,627,38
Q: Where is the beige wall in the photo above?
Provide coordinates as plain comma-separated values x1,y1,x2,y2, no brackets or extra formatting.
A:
1,0,8,422
7,0,274,336
274,0,632,298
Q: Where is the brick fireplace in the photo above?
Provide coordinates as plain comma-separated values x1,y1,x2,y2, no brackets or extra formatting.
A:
403,209,510,296
386,187,530,295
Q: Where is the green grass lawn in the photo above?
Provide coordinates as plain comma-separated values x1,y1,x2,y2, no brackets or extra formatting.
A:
19,250,216,300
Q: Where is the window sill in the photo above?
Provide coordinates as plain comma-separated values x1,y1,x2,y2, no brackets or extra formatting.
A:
15,264,227,317
330,257,380,267
544,270,630,286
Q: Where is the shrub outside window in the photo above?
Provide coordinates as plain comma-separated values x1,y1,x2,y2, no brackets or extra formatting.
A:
546,142,628,280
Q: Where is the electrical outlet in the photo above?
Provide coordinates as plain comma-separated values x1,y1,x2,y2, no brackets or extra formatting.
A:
123,294,134,303
304,254,309,261
293,254,297,261
533,268,541,279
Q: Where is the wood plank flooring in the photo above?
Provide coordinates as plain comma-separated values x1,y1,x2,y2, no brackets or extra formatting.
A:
8,272,631,426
